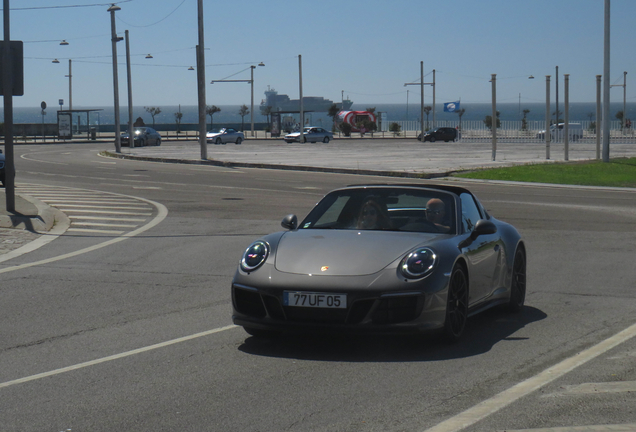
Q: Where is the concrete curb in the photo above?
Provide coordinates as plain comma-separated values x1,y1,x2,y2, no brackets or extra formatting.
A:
102,151,457,179
0,194,68,233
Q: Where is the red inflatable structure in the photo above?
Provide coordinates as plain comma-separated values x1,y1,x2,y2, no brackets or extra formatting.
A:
335,110,377,133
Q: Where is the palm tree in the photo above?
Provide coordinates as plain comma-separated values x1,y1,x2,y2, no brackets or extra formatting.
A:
144,107,161,127
521,109,530,131
456,108,466,132
205,105,221,130
262,105,273,127
238,105,249,131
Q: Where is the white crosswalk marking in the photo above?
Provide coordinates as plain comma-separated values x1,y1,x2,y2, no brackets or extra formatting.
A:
17,185,156,235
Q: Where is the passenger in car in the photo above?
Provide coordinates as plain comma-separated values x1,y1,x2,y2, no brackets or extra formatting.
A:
426,198,450,233
356,198,392,230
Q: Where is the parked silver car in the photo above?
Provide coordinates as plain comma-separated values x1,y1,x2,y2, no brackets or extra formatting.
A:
120,127,162,147
207,128,244,144
285,127,333,143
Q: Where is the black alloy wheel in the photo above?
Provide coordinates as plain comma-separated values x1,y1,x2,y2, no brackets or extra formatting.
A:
236,137,242,144
442,264,469,342
430,136,436,142
215,137,222,145
507,247,527,312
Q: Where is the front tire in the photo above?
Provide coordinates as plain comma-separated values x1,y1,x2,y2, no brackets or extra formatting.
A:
323,136,330,143
155,138,161,146
507,247,526,312
442,264,469,343
215,137,222,145
235,137,242,144
430,136,436,143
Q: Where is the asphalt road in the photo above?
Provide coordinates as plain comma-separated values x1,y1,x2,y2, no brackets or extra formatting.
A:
1,142,635,432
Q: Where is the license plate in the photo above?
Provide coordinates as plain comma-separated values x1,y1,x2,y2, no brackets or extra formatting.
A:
283,291,347,309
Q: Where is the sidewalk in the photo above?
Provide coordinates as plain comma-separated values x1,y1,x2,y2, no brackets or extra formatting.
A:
105,137,636,178
0,191,60,256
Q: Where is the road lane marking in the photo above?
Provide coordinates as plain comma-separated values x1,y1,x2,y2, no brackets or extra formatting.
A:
72,222,138,228
498,424,636,431
53,204,150,210
0,325,237,390
67,228,125,234
69,216,146,222
56,209,152,215
423,321,636,432
0,193,167,274
543,381,636,397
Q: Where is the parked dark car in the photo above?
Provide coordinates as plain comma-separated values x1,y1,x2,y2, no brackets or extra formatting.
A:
418,127,458,142
120,127,162,147
231,184,526,342
0,149,5,186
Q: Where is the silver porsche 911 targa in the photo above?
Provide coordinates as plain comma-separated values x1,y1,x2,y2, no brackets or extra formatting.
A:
231,184,526,342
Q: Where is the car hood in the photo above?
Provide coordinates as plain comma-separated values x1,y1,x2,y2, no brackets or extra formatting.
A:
285,132,301,137
206,132,223,137
274,229,438,276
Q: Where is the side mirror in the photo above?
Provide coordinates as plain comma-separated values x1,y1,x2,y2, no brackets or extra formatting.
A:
471,219,497,239
281,214,298,230
458,219,497,249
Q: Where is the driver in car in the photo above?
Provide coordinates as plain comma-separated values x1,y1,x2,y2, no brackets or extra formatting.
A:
426,198,450,233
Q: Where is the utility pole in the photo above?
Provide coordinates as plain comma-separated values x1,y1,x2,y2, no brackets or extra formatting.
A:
197,0,207,160
125,30,133,143
2,0,15,211
491,74,497,161
602,0,610,162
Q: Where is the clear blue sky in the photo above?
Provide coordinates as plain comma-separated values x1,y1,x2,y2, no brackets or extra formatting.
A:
6,0,636,108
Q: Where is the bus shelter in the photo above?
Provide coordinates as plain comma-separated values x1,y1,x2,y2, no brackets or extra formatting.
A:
57,109,103,140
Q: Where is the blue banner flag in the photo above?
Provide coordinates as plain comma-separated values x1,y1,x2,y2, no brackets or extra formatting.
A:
444,101,460,112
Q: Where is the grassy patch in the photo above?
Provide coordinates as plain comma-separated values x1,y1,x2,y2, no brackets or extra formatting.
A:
454,157,636,188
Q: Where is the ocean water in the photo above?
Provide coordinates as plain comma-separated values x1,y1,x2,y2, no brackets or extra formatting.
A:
2,102,633,127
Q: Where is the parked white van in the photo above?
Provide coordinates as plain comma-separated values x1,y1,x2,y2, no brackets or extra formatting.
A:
536,123,584,141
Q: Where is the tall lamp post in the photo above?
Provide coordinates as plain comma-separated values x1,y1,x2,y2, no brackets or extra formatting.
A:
210,63,264,137
66,59,72,111
108,4,122,153
610,71,627,132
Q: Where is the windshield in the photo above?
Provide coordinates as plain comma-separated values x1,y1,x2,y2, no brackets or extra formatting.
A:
299,187,456,234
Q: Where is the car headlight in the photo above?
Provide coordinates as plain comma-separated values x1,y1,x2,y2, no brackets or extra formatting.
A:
240,241,270,272
399,248,437,279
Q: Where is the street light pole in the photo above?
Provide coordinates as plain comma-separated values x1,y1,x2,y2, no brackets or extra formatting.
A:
108,4,122,153
210,63,264,138
602,0,610,162
66,59,72,111
491,74,497,161
3,0,15,211
299,54,304,142
196,0,207,160
125,30,133,142
250,66,255,136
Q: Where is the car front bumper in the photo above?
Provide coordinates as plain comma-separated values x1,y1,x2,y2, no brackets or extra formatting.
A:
231,282,448,335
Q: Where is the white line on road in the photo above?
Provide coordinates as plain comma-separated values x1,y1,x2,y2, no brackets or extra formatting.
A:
0,325,237,390
498,424,636,431
423,321,636,432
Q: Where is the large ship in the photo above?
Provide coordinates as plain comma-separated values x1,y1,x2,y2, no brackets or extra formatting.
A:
260,86,353,115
